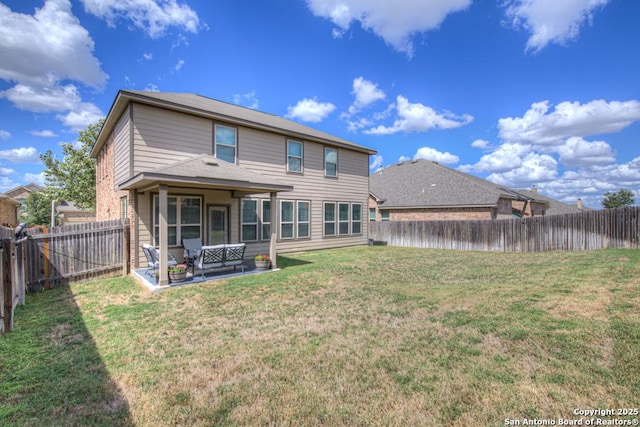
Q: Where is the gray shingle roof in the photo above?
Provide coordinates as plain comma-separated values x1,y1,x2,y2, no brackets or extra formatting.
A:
92,90,376,158
119,153,293,193
370,159,543,208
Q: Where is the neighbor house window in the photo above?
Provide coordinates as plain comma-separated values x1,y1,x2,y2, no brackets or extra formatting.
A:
352,203,362,234
369,208,376,221
324,147,337,177
287,140,303,173
280,200,295,239
261,199,271,241
323,202,336,236
215,124,237,163
381,211,390,221
241,199,258,241
153,196,201,246
298,201,310,238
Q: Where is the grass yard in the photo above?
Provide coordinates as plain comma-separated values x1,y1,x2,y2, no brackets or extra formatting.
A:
1,246,639,426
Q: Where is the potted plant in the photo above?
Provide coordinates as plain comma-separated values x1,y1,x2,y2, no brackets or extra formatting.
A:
254,254,271,270
168,264,188,282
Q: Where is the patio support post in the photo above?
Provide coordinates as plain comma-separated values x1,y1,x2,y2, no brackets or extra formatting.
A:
269,191,277,269
158,184,169,286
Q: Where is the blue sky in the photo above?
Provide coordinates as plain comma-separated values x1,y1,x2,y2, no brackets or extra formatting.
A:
1,0,639,208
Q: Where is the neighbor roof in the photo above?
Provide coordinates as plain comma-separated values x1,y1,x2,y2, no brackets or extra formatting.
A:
118,153,294,193
91,90,377,158
0,194,21,206
370,159,546,209
516,189,588,216
5,183,43,198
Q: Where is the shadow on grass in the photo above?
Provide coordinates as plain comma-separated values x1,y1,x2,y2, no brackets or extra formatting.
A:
0,285,132,426
276,255,314,268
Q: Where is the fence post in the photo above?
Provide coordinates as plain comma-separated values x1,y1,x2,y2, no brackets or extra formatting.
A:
0,245,4,334
122,223,130,276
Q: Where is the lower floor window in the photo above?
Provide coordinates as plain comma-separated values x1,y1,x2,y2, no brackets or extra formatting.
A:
324,201,363,236
153,195,202,246
280,199,311,239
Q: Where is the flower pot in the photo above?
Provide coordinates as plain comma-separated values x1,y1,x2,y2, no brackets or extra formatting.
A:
255,260,271,270
169,271,187,283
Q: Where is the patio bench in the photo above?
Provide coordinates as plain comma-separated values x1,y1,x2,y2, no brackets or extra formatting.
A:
195,243,246,278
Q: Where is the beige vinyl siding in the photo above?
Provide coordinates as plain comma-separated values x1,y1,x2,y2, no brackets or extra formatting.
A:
238,127,370,254
113,106,131,186
132,103,213,174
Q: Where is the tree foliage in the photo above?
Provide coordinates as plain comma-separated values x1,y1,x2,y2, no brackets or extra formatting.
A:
25,191,54,226
40,119,104,210
601,188,635,209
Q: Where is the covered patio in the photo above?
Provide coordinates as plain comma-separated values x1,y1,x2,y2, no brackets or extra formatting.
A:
120,154,293,287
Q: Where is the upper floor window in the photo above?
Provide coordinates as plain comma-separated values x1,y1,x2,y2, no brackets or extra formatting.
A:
287,140,303,173
324,147,337,177
215,124,237,164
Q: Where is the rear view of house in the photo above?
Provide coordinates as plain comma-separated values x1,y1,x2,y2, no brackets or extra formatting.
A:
91,91,376,284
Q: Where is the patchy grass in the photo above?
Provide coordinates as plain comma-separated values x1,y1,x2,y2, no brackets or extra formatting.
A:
1,247,639,426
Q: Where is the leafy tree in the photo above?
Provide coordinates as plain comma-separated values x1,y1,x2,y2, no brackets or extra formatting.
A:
40,119,104,210
601,188,635,209
25,191,55,226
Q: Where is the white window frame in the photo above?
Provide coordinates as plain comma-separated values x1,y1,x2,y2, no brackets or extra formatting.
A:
297,201,310,238
280,200,295,240
338,202,350,235
351,203,362,234
261,199,271,241
241,199,258,242
323,202,336,236
153,195,202,247
287,140,303,173
324,147,338,177
214,124,237,164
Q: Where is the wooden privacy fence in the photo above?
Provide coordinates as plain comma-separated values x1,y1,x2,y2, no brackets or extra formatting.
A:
369,206,640,252
1,237,27,334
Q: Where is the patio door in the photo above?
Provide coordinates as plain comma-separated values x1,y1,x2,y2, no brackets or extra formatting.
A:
208,206,229,245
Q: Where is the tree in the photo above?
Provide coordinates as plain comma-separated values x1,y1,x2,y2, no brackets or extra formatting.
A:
40,119,104,210
25,191,54,226
601,189,635,209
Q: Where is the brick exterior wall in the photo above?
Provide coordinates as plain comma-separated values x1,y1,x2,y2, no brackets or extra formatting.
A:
0,199,18,226
388,207,494,221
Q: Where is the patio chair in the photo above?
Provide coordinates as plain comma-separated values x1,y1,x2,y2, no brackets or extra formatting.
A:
182,237,203,273
141,243,178,277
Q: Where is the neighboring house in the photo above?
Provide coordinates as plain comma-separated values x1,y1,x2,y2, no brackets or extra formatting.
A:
5,183,43,220
91,90,376,285
516,188,589,216
55,201,97,225
0,193,20,226
369,159,548,221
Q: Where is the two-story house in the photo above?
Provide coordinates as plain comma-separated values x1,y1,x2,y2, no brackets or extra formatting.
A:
91,90,376,285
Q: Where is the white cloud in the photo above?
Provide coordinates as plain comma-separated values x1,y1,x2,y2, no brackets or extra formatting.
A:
144,83,160,92
348,77,385,115
0,0,107,88
306,0,471,56
557,136,615,167
498,99,640,147
460,143,531,173
174,59,185,71
369,154,384,171
364,95,473,135
56,103,104,131
471,139,490,149
345,117,373,133
0,130,10,140
412,147,459,164
24,171,47,187
0,147,40,164
286,98,336,123
487,152,558,187
0,167,16,176
504,0,610,52
79,0,202,38
1,83,82,112
142,52,153,61
30,130,57,137
233,91,259,109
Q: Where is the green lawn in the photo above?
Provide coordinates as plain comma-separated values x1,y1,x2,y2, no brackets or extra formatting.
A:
1,246,639,426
